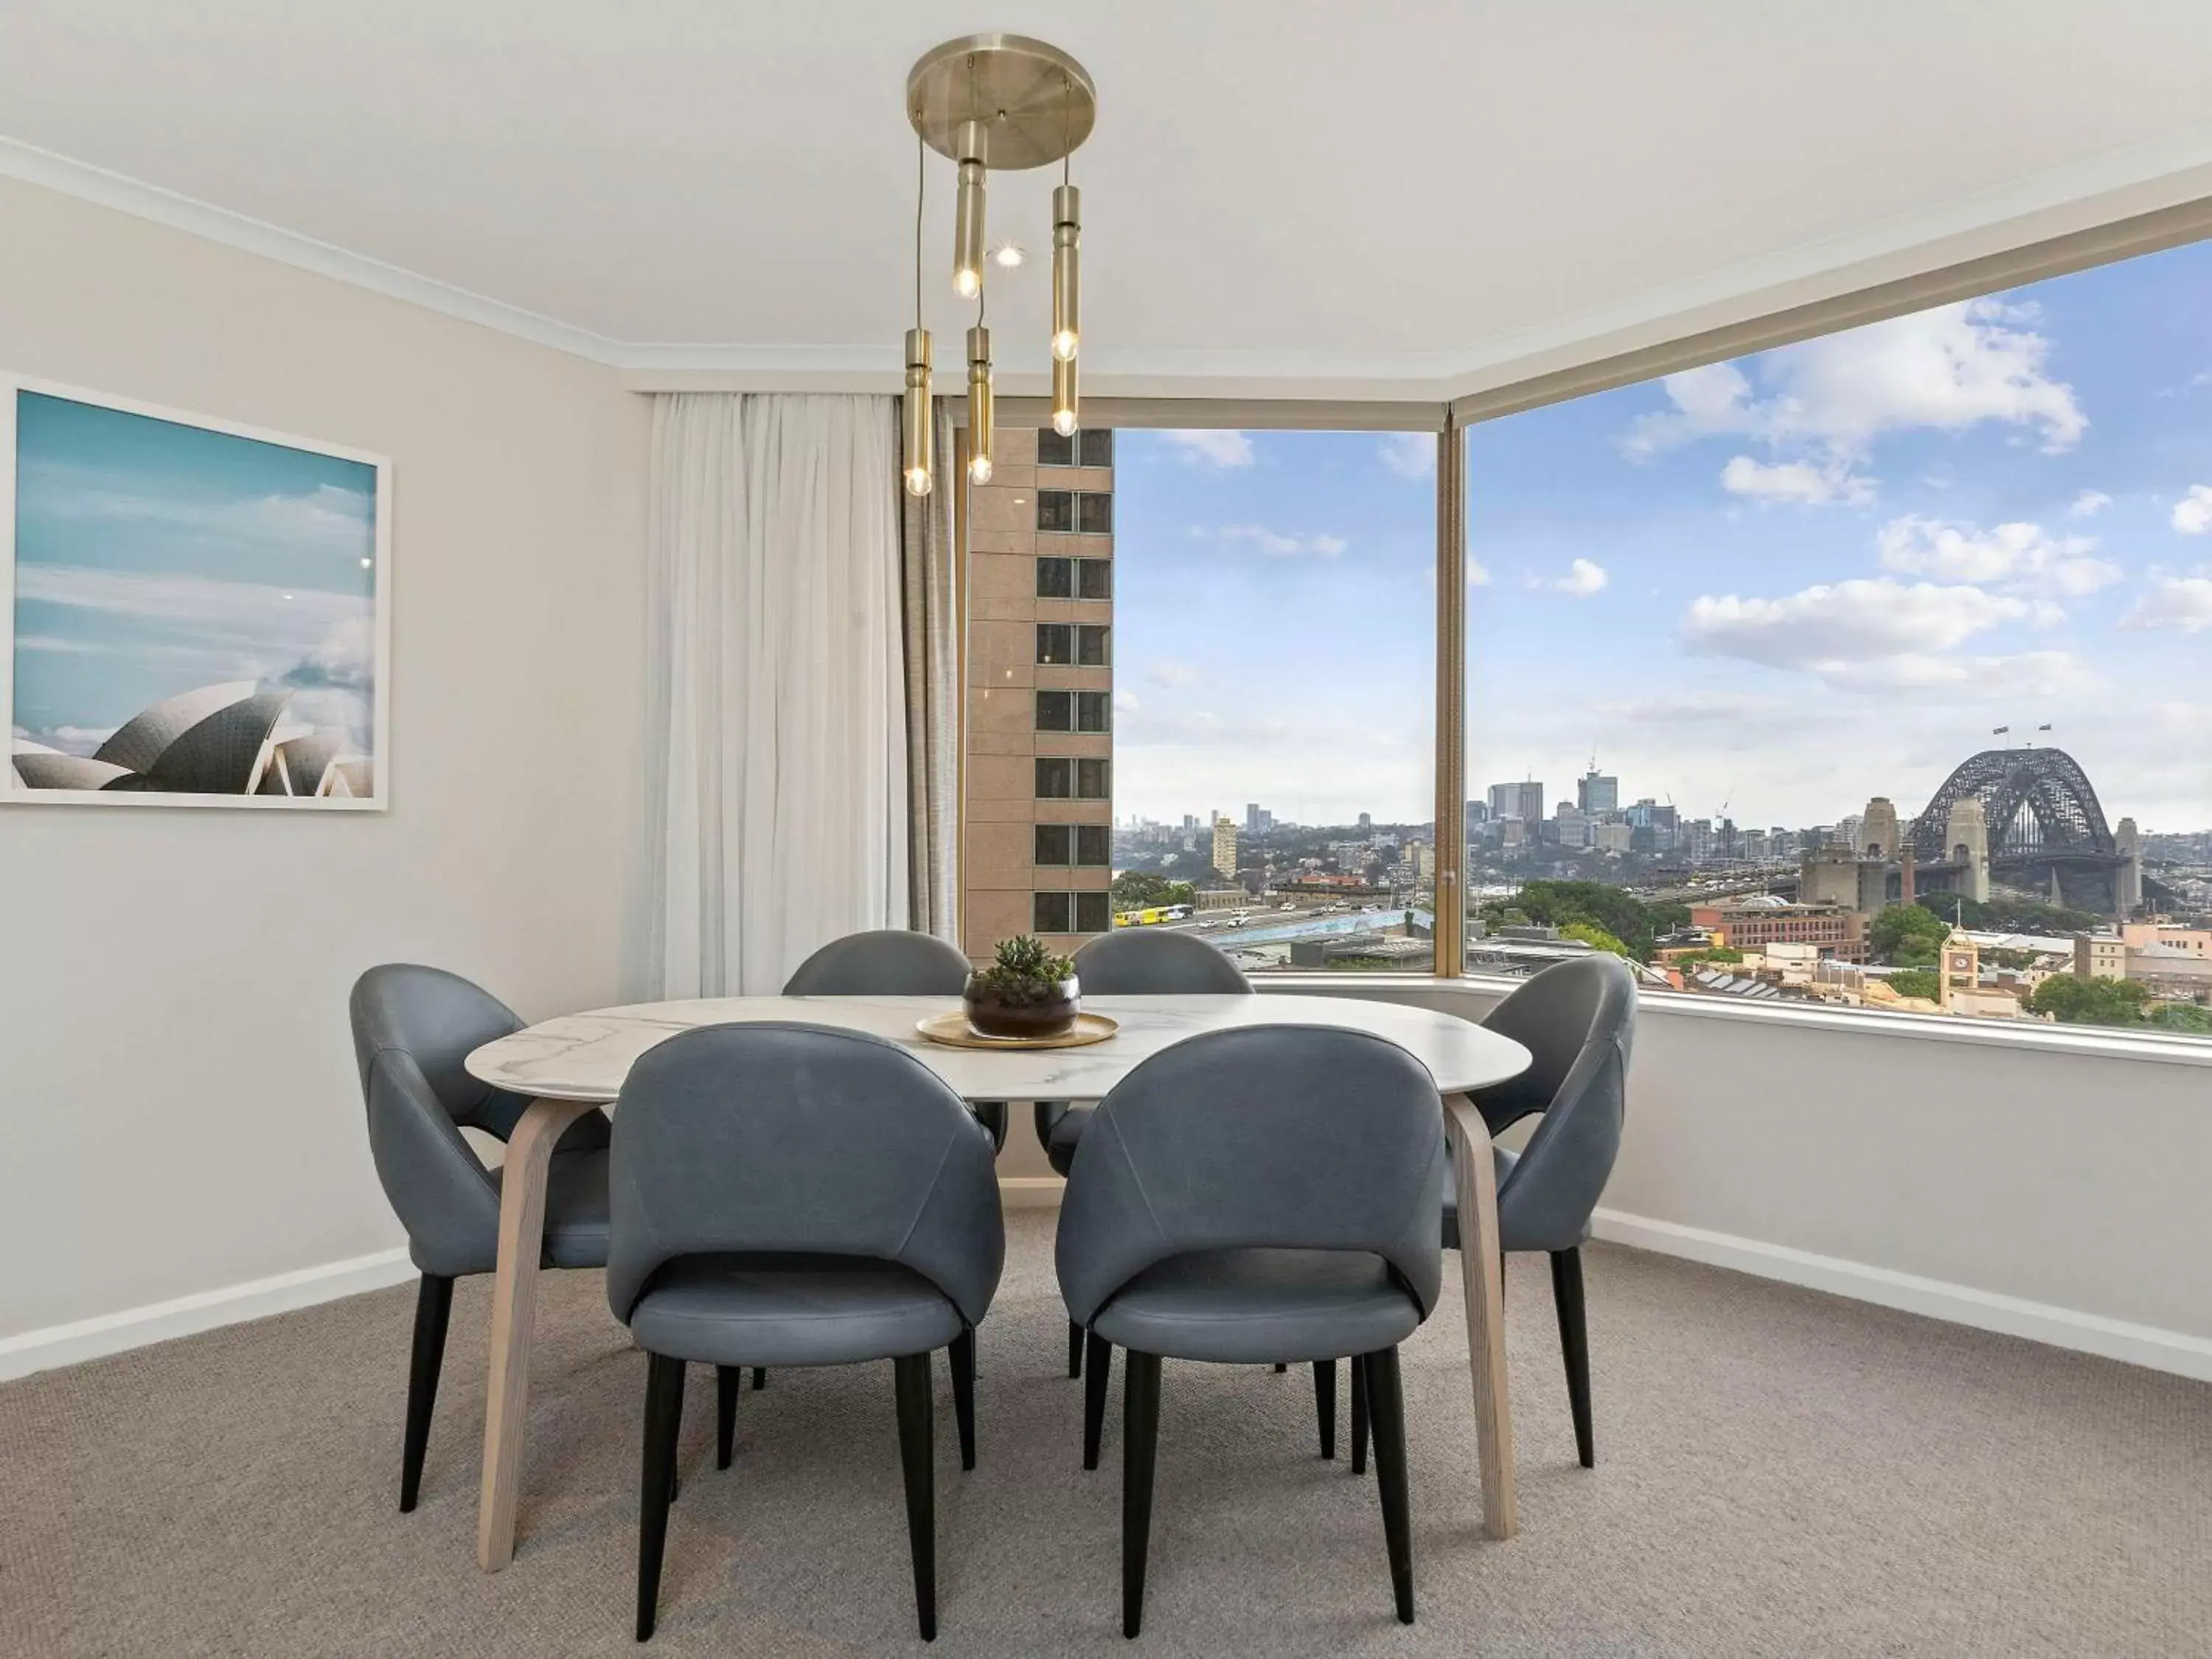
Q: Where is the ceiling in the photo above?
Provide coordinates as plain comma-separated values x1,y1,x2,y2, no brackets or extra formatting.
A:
3,2,2211,396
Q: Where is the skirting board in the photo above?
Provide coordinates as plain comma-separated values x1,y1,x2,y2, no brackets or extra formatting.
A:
10,1187,2206,1386
1590,1208,2212,1383
0,1247,417,1382
0,1177,1073,1382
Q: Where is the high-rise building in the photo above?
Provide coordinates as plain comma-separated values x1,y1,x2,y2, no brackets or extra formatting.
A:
1212,816,1239,879
1357,811,1372,830
1576,768,1618,815
1464,799,1487,837
1488,779,1543,823
959,425,1114,958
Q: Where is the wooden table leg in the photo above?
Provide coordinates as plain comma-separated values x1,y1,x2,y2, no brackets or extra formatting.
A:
1444,1095,1517,1540
476,1097,596,1573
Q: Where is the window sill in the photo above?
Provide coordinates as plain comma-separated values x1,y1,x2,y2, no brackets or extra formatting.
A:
1254,972,2212,1070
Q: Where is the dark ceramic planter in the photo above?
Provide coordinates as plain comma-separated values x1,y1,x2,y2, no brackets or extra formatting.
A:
963,973,1082,1039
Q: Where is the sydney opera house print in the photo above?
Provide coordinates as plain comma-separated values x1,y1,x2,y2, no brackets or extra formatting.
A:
10,681,373,797
6,383,386,808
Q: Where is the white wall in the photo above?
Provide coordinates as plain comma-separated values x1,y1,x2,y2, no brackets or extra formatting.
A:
0,179,651,1343
1277,978,2212,1371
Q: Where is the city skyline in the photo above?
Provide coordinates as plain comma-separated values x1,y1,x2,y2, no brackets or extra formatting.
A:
1107,237,2212,835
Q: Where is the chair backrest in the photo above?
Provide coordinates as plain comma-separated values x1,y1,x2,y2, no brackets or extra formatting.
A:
782,930,973,996
1055,1026,1444,1328
1481,956,1638,1246
606,1023,1005,1327
351,964,607,1272
1072,928,1251,994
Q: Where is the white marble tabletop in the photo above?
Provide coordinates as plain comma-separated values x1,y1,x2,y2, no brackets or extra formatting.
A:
465,992,1531,1105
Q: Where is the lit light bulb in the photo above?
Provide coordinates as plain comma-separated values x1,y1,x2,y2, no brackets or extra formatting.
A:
954,267,981,299
970,453,994,484
1051,328,1079,362
905,466,935,498
1052,408,1077,438
992,242,1025,268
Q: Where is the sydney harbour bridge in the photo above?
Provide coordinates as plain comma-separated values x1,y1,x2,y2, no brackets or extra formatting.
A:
1904,745,2144,915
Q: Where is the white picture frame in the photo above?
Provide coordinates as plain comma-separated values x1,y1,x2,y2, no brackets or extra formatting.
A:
1,373,392,810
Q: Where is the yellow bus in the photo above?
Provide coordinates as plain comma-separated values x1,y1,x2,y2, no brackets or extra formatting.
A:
1113,903,1192,928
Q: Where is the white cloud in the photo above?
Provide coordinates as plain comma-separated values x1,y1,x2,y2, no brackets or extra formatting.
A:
1375,432,1435,479
1624,298,2086,463
13,563,364,630
2171,484,2212,535
1113,690,1141,717
1817,650,2095,698
1159,429,1254,468
1874,515,2121,597
1680,578,2031,677
1146,659,1205,689
1718,455,1875,506
2119,575,2212,634
1548,558,1608,597
1214,524,1346,557
1582,692,1766,726
1467,554,1492,588
2070,490,2112,517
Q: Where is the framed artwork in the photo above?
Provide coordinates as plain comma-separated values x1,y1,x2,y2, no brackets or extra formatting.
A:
2,375,391,809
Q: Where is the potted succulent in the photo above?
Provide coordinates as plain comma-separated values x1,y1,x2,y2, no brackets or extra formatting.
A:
964,934,1081,1039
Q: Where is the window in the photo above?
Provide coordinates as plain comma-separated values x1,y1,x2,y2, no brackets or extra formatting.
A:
1035,758,1071,799
1039,556,1110,600
1036,624,1072,665
1034,824,1109,866
1076,625,1110,666
1461,239,2212,1043
1032,890,1112,934
1038,488,1111,535
1035,690,1073,731
1039,428,1114,467
1075,691,1111,733
1076,759,1110,799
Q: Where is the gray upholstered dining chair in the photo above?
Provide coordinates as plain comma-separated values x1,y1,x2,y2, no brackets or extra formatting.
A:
1347,953,1636,1475
1033,928,1251,1381
608,1022,1005,1643
1057,1025,1445,1635
349,964,612,1514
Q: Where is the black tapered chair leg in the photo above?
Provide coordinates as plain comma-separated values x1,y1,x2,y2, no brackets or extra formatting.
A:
1313,1359,1337,1459
892,1352,937,1641
950,1327,978,1472
1082,1331,1111,1470
1350,1354,1368,1475
1069,1318,1085,1380
1363,1348,1415,1624
399,1273,453,1514
752,1367,768,1391
715,1366,740,1470
1121,1350,1163,1640
1551,1247,1595,1469
636,1352,686,1641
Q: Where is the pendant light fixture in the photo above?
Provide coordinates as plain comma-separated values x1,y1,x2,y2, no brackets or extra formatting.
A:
902,133,934,497
906,35,1095,465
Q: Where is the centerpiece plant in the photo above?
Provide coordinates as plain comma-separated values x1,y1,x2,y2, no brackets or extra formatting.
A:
963,933,1082,1038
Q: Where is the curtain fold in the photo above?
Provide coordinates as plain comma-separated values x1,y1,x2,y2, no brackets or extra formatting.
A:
647,393,909,998
900,397,960,942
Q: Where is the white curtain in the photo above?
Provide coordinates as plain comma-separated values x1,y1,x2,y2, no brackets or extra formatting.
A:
647,393,909,997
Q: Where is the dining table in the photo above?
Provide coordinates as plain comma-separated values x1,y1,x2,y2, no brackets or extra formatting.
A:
462,990,1534,1572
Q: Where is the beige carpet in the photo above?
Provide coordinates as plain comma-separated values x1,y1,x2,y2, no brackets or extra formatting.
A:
3,1216,2208,1658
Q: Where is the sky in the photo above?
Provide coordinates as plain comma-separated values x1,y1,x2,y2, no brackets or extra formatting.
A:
1112,239,2212,835
10,391,379,756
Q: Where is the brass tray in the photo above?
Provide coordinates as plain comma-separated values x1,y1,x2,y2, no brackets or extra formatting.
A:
914,1010,1120,1051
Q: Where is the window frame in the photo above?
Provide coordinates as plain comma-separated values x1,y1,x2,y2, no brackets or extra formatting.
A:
953,193,2212,1026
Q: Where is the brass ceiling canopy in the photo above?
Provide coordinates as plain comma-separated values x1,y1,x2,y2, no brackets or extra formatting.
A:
906,34,1096,170
902,34,1095,495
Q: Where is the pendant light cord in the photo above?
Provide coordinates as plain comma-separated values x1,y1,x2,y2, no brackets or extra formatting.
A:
914,125,925,332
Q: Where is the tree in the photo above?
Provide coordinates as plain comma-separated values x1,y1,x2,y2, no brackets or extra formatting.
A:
1110,871,1197,911
1482,880,1671,961
1918,894,2101,935
1868,903,1950,964
2147,1002,2212,1034
2029,975,2152,1027
1562,920,1632,959
1885,969,1941,1002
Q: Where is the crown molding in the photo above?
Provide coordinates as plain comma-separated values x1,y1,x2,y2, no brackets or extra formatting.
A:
8,121,2212,400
